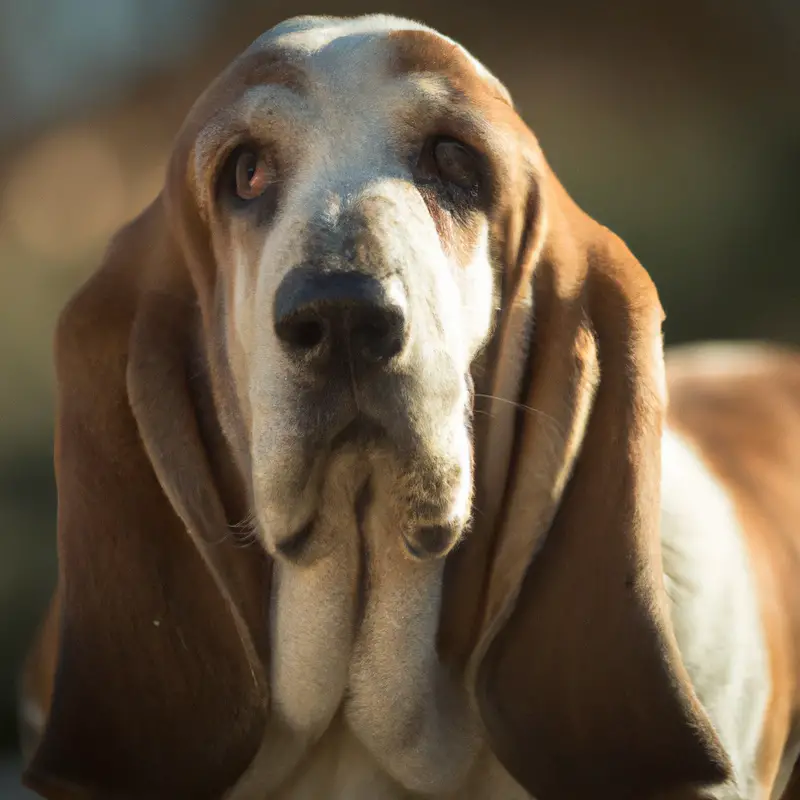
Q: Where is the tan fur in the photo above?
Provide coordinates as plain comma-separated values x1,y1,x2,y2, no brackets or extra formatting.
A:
18,13,800,800
667,344,800,798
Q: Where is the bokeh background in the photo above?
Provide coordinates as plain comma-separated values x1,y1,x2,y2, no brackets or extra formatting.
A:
1,0,798,793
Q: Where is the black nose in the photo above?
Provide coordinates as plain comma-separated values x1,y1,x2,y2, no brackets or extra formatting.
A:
274,268,408,368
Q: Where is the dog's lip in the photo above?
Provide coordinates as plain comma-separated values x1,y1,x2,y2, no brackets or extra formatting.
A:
270,468,373,564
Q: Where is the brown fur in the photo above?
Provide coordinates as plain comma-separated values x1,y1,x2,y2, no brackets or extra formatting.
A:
439,165,730,799
22,201,271,798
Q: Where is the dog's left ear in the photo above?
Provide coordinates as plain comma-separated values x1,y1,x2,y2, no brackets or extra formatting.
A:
444,161,730,799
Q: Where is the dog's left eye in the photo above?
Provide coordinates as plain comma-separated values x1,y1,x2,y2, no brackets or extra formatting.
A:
433,138,479,190
416,136,482,196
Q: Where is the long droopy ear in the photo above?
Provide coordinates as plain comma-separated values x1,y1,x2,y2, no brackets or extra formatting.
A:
450,167,730,799
23,199,269,799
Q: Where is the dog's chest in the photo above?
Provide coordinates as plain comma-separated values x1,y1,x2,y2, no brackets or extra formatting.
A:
227,697,528,800
263,719,528,800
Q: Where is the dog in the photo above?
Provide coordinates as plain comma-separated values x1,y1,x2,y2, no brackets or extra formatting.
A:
20,14,800,800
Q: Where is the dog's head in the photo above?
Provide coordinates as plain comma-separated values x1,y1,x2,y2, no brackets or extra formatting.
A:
167,15,538,564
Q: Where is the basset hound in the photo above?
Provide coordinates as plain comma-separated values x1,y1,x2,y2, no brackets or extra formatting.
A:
18,14,800,800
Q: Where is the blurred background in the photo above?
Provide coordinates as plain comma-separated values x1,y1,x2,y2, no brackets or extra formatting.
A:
0,0,798,794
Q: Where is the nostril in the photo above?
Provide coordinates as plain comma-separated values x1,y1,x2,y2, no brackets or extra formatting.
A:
292,318,326,349
352,306,406,363
275,313,326,351
273,268,409,367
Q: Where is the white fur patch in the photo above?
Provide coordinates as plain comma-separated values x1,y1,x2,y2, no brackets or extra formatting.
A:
257,14,507,102
660,426,770,799
344,497,478,794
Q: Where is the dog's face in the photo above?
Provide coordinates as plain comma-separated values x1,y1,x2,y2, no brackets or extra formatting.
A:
178,15,531,562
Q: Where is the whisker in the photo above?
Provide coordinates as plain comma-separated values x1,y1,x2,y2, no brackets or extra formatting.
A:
230,512,260,549
470,503,487,520
206,511,260,549
473,392,565,439
230,512,257,531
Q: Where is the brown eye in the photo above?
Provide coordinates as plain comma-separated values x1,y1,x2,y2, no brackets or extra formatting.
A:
431,137,479,190
414,136,485,206
233,148,272,200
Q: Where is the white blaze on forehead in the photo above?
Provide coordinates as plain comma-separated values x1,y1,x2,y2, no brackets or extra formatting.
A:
251,14,509,103
264,14,430,52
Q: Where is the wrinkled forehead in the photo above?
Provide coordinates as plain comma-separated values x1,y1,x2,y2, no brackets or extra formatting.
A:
247,14,512,103
186,15,513,145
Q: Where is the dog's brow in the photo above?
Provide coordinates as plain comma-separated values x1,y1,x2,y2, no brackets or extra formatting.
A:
236,49,309,93
192,81,302,189
386,28,511,107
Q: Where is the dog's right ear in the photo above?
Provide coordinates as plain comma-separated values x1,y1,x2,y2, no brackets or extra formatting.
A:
23,199,270,800
446,160,730,799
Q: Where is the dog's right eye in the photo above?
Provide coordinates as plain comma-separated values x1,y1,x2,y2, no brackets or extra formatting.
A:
235,150,271,200
220,145,275,203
